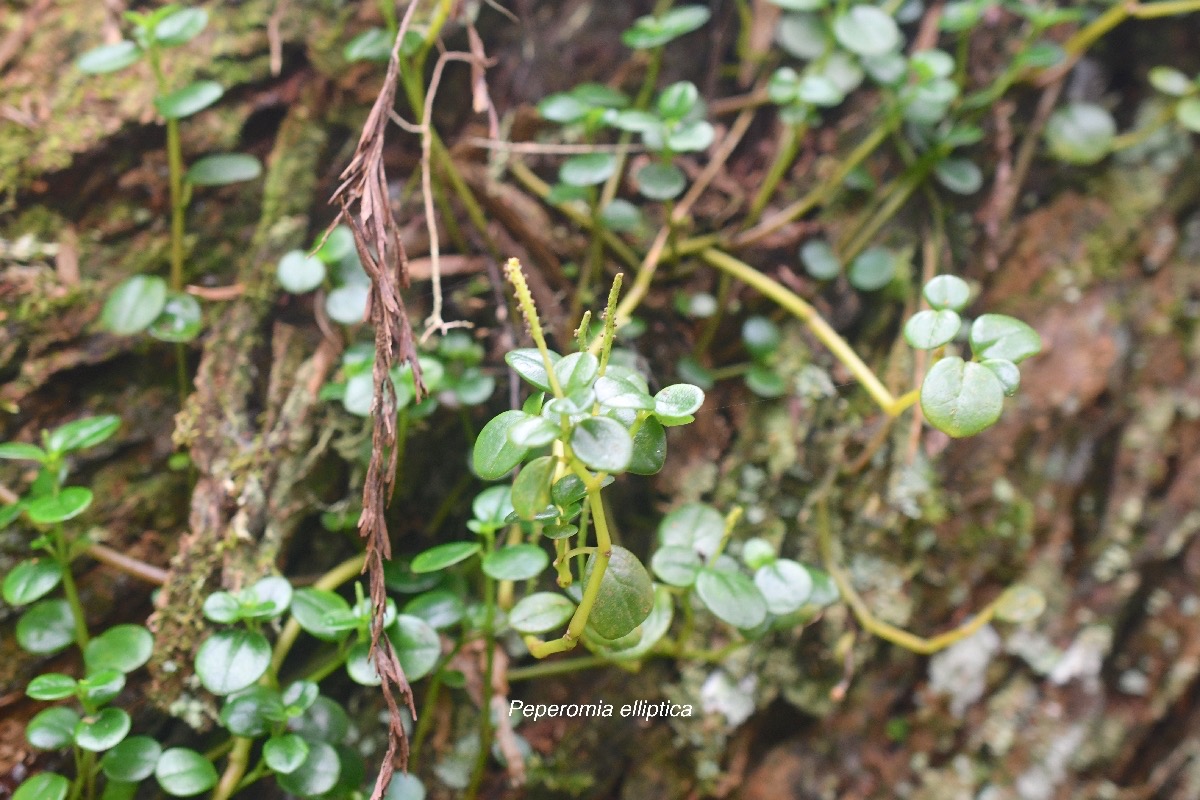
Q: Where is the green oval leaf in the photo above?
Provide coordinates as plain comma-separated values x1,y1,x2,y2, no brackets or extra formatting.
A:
27,707,81,750
903,309,961,350
384,773,428,800
776,12,830,60
16,599,76,654
277,250,326,294
934,157,983,195
101,736,162,782
325,283,369,324
559,153,617,187
27,672,78,701
85,624,154,674
14,773,70,800
509,592,576,634
474,410,531,480
46,414,121,454
3,559,63,605
102,275,167,335
277,740,340,797
508,414,559,449
411,541,481,573
26,486,93,524
742,316,781,359
800,238,841,280
653,383,704,425
505,348,561,392
570,416,633,473
155,80,224,120
981,358,1021,396
511,456,556,521
241,575,293,620
629,416,667,475
186,153,262,186
650,545,702,587
1045,102,1115,165
554,352,600,394
290,588,352,642
154,8,209,46
848,246,896,291
195,629,271,695
622,5,711,49
920,356,1005,438
995,584,1047,623
969,314,1042,363
636,163,686,200
754,559,813,614
482,544,549,581
387,615,441,680
220,687,282,737
74,707,131,752
592,584,674,662
695,568,767,629
403,589,465,630
265,733,310,774
0,441,47,461
659,502,725,555
833,5,901,57
1177,96,1200,132
585,546,655,640
148,291,202,343
345,641,381,686
78,668,125,706
923,274,970,311
77,41,141,74
156,748,219,797
1148,66,1193,96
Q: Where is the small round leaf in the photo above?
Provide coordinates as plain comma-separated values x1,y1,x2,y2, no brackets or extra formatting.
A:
1045,102,1115,165
920,356,1005,438
654,383,704,424
290,588,352,642
969,314,1042,363
101,736,162,782
511,456,556,521
629,417,667,475
695,568,767,629
411,542,481,573
833,6,901,57
559,153,616,187
584,546,654,640
482,544,549,581
325,283,369,324
650,545,701,587
277,251,326,294
659,502,725,555
923,274,970,311
474,410,531,480
16,599,77,654
754,559,813,614
265,733,310,774
147,291,202,343
981,358,1021,396
636,163,686,200
934,157,983,195
85,624,154,674
800,239,841,280
570,416,633,473
27,673,78,701
387,615,440,681
14,773,70,800
403,590,465,630
509,593,576,634
903,309,961,350
276,740,341,797
102,275,167,335
154,8,209,46
186,153,262,186
26,487,93,524
155,81,224,120
848,247,896,291
195,629,271,695
3,559,63,605
74,707,131,752
156,748,219,797
27,707,81,750
1177,96,1200,132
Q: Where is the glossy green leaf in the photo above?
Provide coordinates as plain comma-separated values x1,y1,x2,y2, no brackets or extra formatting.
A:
387,614,440,680
1147,66,1192,96
570,416,633,472
265,733,310,774
101,736,162,782
288,695,349,744
27,672,78,700
650,545,701,587
622,5,711,49
653,383,704,424
482,544,549,580
754,559,813,614
282,681,319,716
559,153,616,187
27,486,93,524
668,119,715,152
629,417,667,475
511,456,556,521
538,93,588,123
636,163,686,200
806,567,840,606
474,410,531,480
800,239,841,280
776,12,830,60
147,291,202,343
505,348,560,392
554,352,600,394
593,585,674,662
27,707,80,750
155,80,223,119
695,568,767,629
833,5,901,57
509,592,576,634
16,599,76,654
471,485,515,529
403,589,465,630
195,629,271,695
3,559,63,605
659,502,725,555
156,748,218,797
14,773,70,800
410,541,481,573
0,441,46,461
102,275,167,335
74,707,131,752
848,247,896,291
920,356,1005,438
1176,96,1200,132
1045,102,1115,165
741,538,777,570
241,575,293,620
344,27,390,62
85,623,154,674
508,414,559,449
584,546,654,640
78,669,126,705
77,41,141,74
345,642,381,686
202,591,241,624
904,309,961,349
154,8,208,45
742,316,781,359
981,358,1021,396
923,274,970,311
46,415,118,455
910,49,955,79
277,740,340,797
186,153,262,186
969,314,1042,363
657,81,700,120
220,687,282,737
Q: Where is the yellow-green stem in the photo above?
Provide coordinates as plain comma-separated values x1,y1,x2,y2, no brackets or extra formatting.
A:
745,123,804,225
